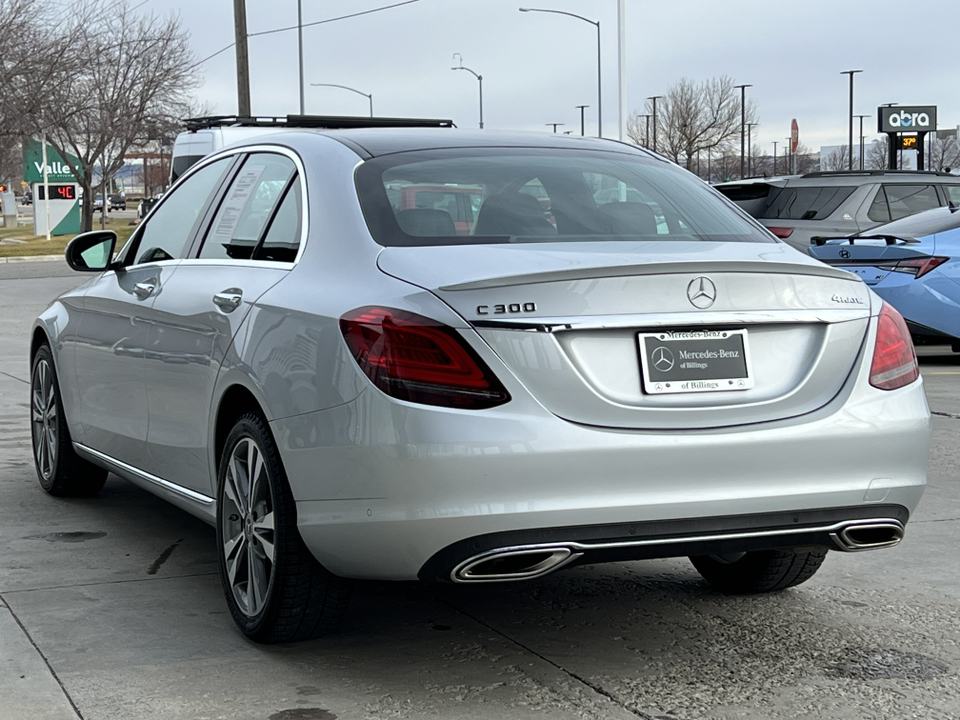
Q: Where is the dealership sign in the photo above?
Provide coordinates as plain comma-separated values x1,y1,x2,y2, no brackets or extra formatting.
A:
878,105,937,134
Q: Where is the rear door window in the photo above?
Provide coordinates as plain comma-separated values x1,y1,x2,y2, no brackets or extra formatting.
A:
198,153,296,260
868,184,940,223
759,185,856,220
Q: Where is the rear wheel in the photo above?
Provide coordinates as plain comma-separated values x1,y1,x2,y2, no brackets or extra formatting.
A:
30,344,108,497
689,549,827,594
217,413,350,643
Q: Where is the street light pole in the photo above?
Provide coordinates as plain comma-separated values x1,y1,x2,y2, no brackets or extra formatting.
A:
575,105,589,136
311,83,374,117
452,54,483,129
637,114,651,147
854,114,871,170
746,122,758,177
519,8,601,137
647,96,663,152
546,123,564,133
773,141,778,175
841,70,862,170
734,83,752,179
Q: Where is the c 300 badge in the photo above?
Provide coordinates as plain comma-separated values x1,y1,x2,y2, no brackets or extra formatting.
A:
477,302,537,315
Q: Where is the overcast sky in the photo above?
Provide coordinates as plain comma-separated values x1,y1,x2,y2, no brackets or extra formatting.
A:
141,0,959,154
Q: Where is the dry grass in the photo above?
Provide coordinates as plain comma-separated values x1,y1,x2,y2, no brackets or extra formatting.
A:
0,222,137,258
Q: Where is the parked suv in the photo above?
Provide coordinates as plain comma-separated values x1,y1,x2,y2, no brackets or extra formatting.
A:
715,170,960,252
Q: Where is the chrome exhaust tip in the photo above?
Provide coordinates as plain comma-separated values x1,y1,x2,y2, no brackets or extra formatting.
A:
832,521,905,552
453,547,580,583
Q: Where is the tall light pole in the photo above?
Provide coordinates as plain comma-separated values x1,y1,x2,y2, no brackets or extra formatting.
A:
647,95,663,153
637,113,651,147
618,0,625,141
311,83,373,117
854,114,870,170
773,141,778,175
452,54,483,129
746,122,758,177
841,70,863,170
546,122,564,133
575,105,589,136
520,8,601,137
734,83,752,179
297,0,304,114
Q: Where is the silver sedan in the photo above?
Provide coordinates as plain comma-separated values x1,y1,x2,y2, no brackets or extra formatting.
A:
30,128,930,642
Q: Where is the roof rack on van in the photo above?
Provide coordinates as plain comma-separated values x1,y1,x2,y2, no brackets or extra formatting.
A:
181,115,454,132
801,169,954,178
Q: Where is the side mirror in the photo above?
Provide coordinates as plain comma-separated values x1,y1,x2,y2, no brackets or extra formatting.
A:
65,230,117,272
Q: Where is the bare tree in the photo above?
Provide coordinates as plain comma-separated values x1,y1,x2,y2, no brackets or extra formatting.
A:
821,145,849,172
628,76,757,175
866,139,890,170
928,134,960,172
22,0,199,231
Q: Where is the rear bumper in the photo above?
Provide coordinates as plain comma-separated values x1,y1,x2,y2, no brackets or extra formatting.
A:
420,506,908,583
274,376,930,582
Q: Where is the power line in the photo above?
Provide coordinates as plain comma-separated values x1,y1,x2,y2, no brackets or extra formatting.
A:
188,0,423,70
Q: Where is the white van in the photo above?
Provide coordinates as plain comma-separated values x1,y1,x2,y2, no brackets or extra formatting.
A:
170,115,454,184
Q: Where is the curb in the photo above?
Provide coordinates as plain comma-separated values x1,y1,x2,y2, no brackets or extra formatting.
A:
0,255,64,264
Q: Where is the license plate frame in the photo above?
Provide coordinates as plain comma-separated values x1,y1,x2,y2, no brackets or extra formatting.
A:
638,328,754,395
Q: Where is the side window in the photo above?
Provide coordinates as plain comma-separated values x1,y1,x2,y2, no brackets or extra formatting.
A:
942,184,960,206
130,157,232,265
199,153,297,260
884,184,939,221
867,187,890,223
255,181,302,263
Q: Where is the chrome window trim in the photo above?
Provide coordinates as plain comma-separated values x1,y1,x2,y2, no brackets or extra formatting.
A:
75,443,214,505
185,143,309,269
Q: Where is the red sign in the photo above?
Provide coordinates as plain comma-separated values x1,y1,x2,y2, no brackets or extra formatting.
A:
790,119,799,153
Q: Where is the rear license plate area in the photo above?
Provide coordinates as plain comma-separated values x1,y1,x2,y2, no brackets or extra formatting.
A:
639,329,753,395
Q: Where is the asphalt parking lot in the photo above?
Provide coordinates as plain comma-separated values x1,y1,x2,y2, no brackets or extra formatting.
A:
2,260,959,720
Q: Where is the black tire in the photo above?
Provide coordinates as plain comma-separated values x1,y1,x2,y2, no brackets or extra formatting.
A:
689,549,827,594
30,344,108,497
216,412,350,643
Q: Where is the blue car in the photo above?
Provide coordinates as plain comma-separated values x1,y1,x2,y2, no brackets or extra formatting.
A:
808,205,960,350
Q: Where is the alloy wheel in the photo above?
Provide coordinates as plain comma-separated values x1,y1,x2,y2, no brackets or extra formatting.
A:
31,357,58,481
220,436,277,618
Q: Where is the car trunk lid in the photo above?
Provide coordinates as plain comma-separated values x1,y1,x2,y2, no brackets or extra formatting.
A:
378,242,872,430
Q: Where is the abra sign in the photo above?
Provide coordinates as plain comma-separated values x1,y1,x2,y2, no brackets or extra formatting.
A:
879,105,937,134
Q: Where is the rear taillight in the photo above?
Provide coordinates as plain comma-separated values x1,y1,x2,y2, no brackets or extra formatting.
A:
869,303,919,391
340,307,510,409
767,227,794,239
880,256,948,279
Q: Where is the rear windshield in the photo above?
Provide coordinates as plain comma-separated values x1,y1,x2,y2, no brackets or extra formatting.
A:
356,148,775,247
759,185,856,220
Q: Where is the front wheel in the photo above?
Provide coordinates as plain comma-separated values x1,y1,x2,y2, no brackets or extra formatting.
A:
689,549,827,594
217,413,350,643
30,344,107,496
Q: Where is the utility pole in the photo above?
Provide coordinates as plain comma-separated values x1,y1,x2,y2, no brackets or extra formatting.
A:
234,0,251,116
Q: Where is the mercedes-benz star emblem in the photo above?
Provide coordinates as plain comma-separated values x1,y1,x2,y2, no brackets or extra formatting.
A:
652,346,675,372
687,276,717,309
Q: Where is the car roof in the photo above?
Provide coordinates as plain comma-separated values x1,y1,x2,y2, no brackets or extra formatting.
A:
308,128,651,159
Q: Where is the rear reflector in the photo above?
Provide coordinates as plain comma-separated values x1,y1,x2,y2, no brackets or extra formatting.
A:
869,303,919,391
340,307,510,409
767,227,794,239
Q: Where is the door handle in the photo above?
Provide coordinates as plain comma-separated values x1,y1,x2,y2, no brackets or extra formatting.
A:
133,282,157,300
213,290,243,312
